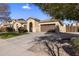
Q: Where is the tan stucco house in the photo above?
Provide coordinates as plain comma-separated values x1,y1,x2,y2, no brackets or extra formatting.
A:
26,17,66,32
1,17,79,33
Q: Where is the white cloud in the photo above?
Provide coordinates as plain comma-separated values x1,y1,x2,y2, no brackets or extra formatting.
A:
22,4,31,10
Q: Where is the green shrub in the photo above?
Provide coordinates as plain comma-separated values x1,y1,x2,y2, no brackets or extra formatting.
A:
18,27,28,33
6,27,14,32
70,38,79,55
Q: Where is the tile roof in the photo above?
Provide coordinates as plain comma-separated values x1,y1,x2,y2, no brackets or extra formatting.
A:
27,17,40,22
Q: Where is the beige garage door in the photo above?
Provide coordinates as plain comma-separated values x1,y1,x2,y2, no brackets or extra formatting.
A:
41,24,56,32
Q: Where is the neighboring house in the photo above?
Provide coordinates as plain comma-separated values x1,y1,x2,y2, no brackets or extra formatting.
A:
0,21,13,32
0,17,79,33
10,20,27,32
0,20,27,32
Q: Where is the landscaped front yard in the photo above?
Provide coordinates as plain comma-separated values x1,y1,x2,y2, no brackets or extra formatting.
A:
0,26,28,39
0,32,28,39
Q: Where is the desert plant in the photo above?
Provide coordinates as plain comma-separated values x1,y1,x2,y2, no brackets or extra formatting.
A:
70,38,79,55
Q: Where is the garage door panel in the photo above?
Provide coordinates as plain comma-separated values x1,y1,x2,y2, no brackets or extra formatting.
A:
41,24,56,32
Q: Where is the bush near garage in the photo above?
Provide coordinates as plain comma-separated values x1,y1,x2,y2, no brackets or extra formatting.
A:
18,27,28,33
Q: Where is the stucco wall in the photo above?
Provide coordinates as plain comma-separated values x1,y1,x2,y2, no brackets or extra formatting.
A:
27,18,40,32
35,21,40,32
10,19,66,32
56,22,66,32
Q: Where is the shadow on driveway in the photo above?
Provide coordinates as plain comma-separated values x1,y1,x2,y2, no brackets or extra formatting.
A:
33,32,79,56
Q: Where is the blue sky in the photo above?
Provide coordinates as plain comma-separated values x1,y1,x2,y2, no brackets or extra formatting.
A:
9,3,51,20
7,3,74,25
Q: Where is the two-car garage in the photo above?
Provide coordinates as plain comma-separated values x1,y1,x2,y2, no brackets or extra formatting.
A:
40,24,58,32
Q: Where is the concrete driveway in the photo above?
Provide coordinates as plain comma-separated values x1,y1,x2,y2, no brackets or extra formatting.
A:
0,32,45,56
0,32,79,56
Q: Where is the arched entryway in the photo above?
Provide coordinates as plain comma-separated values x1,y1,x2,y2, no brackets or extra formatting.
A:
29,22,33,32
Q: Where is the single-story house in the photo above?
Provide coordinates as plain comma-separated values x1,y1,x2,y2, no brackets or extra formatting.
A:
26,17,66,32
0,17,79,33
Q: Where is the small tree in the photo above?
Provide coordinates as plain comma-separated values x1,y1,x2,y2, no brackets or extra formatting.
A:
0,4,10,22
35,3,79,21
18,27,28,33
6,27,14,32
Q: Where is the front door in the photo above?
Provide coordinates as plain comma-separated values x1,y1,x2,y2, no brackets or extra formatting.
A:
29,22,33,32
